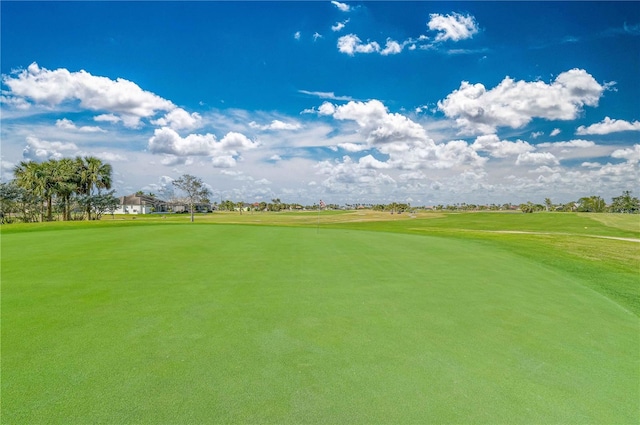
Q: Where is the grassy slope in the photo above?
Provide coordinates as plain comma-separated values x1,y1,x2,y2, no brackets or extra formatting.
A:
323,212,640,317
2,217,639,424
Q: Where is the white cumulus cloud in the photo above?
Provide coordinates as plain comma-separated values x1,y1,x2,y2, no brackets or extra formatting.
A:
22,136,79,161
576,117,640,135
425,140,488,170
249,120,302,131
332,19,349,32
315,155,395,192
337,34,380,55
322,99,486,170
151,108,203,131
317,101,337,116
55,118,106,133
92,151,128,162
219,131,258,150
94,113,121,124
516,151,559,166
148,127,219,157
147,127,258,164
330,100,428,146
3,62,175,128
438,69,608,134
381,39,404,56
331,1,350,12
537,139,595,148
337,142,368,152
337,34,407,56
471,134,534,158
611,144,640,164
427,12,479,42
212,156,237,168
359,154,390,169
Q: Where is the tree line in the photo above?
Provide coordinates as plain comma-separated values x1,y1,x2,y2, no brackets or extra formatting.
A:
215,198,342,212
371,202,412,213
342,192,638,214
518,192,639,214
215,198,307,212
1,157,117,223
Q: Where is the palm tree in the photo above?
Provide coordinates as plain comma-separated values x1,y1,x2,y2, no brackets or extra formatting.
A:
236,201,244,215
14,161,41,221
13,160,55,221
51,158,79,221
77,156,113,220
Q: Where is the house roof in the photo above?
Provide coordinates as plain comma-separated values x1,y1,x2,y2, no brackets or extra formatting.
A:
119,194,165,206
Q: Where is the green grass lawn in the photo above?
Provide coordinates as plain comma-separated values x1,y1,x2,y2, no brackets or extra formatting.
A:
325,211,640,317
2,212,639,423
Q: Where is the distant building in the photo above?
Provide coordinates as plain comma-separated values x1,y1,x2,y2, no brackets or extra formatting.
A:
114,194,167,215
168,201,212,213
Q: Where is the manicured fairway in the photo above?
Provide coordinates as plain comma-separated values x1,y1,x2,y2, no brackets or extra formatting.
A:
2,222,639,423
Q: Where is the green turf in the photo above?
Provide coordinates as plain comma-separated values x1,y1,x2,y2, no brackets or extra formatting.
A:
2,219,638,424
320,211,640,315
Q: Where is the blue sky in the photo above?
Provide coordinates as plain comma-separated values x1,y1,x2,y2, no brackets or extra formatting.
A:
1,1,638,205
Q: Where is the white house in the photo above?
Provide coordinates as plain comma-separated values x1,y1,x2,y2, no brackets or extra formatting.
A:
114,194,167,215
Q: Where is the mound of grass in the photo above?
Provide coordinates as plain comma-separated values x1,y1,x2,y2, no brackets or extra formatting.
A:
2,223,638,423
326,212,640,316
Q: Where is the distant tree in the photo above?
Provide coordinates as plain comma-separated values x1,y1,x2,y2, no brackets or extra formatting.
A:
236,201,244,215
610,191,639,214
9,157,115,223
0,181,40,223
77,190,119,220
14,160,54,221
172,174,211,222
270,198,282,212
578,196,606,213
52,158,78,221
0,181,17,223
544,198,553,212
592,196,606,213
520,202,533,213
219,200,235,211
77,156,113,220
92,191,120,220
519,202,544,213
